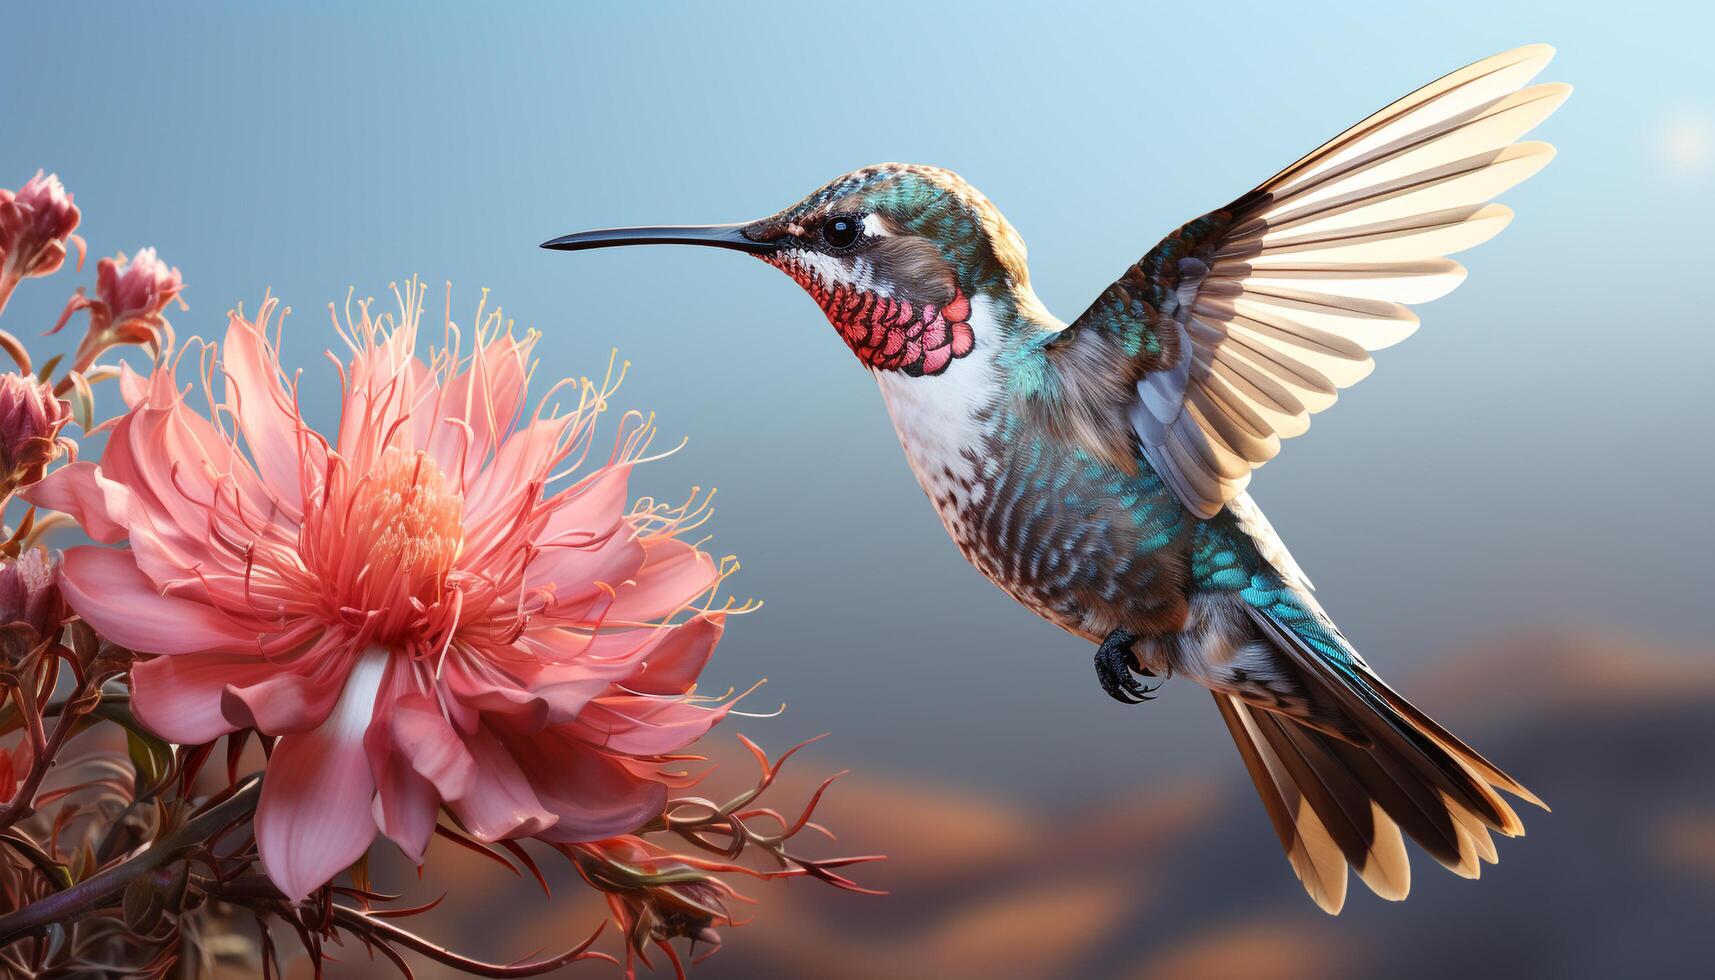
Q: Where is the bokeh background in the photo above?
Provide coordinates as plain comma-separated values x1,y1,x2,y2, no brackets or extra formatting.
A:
5,2,1713,977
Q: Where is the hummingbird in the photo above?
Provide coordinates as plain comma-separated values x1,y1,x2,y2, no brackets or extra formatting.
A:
544,45,1567,913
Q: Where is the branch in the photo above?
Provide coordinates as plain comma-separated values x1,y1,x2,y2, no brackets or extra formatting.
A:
326,905,612,978
204,878,615,979
0,774,262,945
0,677,86,834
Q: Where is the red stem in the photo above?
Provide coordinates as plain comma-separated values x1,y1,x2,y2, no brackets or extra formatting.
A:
324,907,612,977
208,881,616,979
0,679,88,834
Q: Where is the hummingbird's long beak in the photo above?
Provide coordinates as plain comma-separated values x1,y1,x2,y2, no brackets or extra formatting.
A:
539,222,777,254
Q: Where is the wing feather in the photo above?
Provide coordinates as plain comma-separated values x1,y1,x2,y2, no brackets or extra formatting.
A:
1224,259,1469,305
1202,348,1312,436
1054,46,1567,517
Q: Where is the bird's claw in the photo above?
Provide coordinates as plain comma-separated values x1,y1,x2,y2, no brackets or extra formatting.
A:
1094,627,1160,705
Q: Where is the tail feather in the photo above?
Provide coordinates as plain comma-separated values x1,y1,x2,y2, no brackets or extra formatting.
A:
1214,604,1543,912
1370,679,1547,810
1215,694,1351,913
1220,694,1413,909
1265,707,1412,900
1248,606,1531,835
1322,732,1485,876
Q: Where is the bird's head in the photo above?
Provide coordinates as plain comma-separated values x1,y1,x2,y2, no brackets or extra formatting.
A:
543,163,1038,377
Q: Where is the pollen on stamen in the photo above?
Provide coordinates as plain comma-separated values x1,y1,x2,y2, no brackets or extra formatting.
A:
354,446,466,585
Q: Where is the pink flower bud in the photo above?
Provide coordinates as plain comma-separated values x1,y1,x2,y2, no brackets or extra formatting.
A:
96,247,183,331
54,248,186,374
0,548,67,642
0,171,83,283
0,371,72,491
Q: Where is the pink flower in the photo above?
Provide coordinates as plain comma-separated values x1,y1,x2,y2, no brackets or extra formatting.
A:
0,172,83,305
0,372,73,492
25,282,736,900
0,548,68,643
52,248,186,375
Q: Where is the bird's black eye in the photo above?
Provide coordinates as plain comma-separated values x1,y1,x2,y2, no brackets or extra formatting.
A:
820,214,862,250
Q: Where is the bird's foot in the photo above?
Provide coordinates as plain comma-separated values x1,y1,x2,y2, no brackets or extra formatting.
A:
1094,628,1161,705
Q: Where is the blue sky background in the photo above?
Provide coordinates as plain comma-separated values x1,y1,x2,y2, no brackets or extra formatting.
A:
3,1,1711,801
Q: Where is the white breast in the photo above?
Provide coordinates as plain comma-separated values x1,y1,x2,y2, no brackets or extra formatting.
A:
871,295,1002,516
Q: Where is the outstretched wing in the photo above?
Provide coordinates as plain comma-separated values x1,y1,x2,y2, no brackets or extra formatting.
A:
1052,45,1569,518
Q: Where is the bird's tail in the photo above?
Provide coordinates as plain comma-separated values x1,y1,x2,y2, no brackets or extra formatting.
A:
1214,604,1546,914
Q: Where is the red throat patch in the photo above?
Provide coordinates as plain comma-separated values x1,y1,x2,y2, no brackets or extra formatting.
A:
762,253,975,376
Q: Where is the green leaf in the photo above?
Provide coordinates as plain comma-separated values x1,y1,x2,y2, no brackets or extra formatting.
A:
126,727,172,797
65,371,95,433
0,831,75,889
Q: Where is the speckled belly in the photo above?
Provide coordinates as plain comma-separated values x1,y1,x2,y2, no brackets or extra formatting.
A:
912,430,1197,642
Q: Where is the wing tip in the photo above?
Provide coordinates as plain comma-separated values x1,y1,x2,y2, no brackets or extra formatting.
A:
1512,139,1559,163
1501,42,1557,67
1443,204,1515,255
1521,81,1575,121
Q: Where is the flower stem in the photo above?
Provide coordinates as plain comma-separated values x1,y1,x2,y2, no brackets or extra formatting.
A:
0,677,86,834
202,879,613,977
0,775,263,945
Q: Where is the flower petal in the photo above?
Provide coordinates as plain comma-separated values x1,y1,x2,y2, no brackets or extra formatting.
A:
222,304,317,518
129,651,277,744
117,362,147,408
604,537,719,623
543,465,632,541
361,661,445,863
254,649,389,901
626,614,724,695
572,695,729,756
20,462,130,543
222,666,344,735
371,754,438,864
515,736,667,844
336,328,427,467
117,372,278,544
441,659,550,732
465,416,574,522
391,693,476,800
486,627,665,727
489,616,724,731
57,547,259,655
533,532,645,621
425,333,528,481
445,725,557,841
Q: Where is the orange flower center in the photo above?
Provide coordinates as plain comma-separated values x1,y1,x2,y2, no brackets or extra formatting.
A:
353,447,464,590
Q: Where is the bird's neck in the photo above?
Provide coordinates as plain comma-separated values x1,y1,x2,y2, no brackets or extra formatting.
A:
872,287,1059,509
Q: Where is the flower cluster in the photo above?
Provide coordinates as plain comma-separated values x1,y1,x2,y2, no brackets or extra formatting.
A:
0,170,873,978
